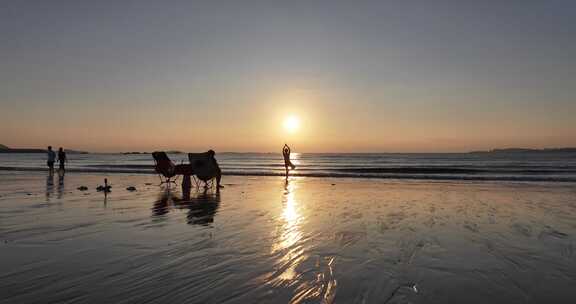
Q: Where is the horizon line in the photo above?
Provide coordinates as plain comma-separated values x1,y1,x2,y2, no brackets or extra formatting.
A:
2,145,576,155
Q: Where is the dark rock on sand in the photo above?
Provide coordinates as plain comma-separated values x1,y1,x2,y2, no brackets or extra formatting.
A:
77,186,88,191
126,186,137,191
97,178,112,192
96,186,111,192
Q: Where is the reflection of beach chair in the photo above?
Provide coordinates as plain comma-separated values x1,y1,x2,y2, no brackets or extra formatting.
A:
188,150,221,188
152,151,179,184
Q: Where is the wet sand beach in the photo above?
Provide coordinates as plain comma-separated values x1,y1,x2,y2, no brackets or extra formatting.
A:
1,172,576,303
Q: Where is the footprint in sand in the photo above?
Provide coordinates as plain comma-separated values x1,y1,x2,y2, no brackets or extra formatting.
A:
560,243,574,258
334,230,367,247
511,222,533,237
463,222,479,233
538,227,568,240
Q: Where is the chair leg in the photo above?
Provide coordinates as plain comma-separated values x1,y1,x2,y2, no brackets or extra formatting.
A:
205,178,213,190
157,174,177,186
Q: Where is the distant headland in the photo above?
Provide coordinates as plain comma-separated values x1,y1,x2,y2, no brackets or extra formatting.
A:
470,147,576,154
0,144,89,154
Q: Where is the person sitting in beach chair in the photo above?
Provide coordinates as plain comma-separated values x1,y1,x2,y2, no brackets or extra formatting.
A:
152,151,179,184
188,150,222,189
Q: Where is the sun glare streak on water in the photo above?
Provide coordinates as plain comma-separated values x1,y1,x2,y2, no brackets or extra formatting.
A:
290,152,301,170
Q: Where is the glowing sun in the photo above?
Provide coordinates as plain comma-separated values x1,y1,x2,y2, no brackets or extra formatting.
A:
283,115,300,133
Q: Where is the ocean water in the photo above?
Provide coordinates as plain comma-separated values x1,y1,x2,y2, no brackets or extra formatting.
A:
1,152,576,182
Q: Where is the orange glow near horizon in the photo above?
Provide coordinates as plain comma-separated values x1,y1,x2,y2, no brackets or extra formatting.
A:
1,87,575,153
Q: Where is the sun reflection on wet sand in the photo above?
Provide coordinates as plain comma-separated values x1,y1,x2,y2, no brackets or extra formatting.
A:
271,179,305,283
266,178,338,303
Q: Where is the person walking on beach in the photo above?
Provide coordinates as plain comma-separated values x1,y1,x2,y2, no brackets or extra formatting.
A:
46,146,56,175
283,144,296,179
58,147,67,172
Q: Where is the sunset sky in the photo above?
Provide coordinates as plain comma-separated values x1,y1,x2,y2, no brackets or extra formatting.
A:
1,1,575,153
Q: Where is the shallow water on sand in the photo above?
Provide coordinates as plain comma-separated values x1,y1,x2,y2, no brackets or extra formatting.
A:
1,172,576,303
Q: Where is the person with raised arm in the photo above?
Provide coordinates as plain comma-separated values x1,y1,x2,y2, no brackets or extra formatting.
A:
283,144,296,179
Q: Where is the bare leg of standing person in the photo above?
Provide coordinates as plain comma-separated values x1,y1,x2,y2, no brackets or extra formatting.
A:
216,173,222,189
182,174,191,201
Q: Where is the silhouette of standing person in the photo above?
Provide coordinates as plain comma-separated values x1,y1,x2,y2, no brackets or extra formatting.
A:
208,150,223,189
46,146,56,175
58,147,67,173
283,144,296,179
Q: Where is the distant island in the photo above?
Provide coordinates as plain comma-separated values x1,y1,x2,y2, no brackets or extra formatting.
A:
470,148,576,154
0,144,89,154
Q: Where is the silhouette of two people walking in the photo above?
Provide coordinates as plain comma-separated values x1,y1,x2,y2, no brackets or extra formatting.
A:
46,146,66,200
46,146,67,175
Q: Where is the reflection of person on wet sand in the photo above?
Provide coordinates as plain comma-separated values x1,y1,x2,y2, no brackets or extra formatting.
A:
283,144,296,179
57,174,64,199
185,190,220,226
46,172,54,199
57,170,65,199
152,189,172,217
180,181,221,225
152,186,220,226
152,182,220,226
58,169,65,185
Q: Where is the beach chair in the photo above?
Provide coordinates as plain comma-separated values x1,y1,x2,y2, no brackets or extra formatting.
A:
152,151,179,184
188,150,222,189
